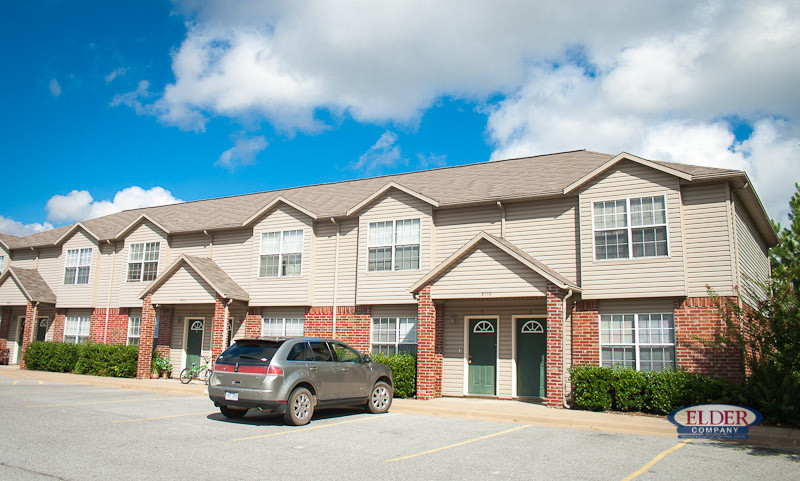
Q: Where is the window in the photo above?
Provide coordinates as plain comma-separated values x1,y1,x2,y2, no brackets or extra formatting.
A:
259,230,303,277
593,196,667,260
368,219,420,271
331,343,361,363
0,255,5,271
127,316,141,345
64,316,90,344
262,317,304,337
63,248,92,285
127,242,160,282
600,313,675,372
371,317,417,355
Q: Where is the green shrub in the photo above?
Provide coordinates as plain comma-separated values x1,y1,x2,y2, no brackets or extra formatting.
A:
569,365,743,415
24,341,138,378
372,352,416,398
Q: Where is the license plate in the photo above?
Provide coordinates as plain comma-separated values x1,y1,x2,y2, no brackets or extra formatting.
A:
225,391,239,401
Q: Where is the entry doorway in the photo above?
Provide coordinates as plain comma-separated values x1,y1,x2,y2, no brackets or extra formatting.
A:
184,318,205,369
15,317,25,363
515,317,547,398
466,317,498,396
36,317,49,342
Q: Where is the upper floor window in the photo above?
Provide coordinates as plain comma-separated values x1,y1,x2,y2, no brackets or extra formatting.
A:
63,248,92,285
0,255,5,271
65,316,90,343
593,196,667,260
259,230,303,277
600,312,675,372
368,219,420,271
127,242,160,282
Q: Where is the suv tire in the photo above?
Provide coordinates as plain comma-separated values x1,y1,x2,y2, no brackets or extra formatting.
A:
366,381,392,414
220,406,248,419
284,387,314,426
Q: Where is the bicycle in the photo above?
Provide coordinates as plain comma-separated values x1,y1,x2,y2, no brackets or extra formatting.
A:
179,355,213,384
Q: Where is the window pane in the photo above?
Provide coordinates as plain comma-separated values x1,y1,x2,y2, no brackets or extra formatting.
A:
64,267,76,285
399,318,417,343
394,245,420,270
369,222,393,246
368,247,392,271
129,244,144,262
127,263,142,282
632,227,667,258
639,346,675,372
259,254,279,277
594,200,627,229
281,253,302,276
262,318,283,337
142,262,158,281
310,342,333,362
66,249,79,267
332,343,360,363
76,266,90,284
595,229,629,260
601,346,635,369
144,242,160,262
395,219,420,244
79,248,92,266
261,232,280,254
285,318,304,337
282,230,303,253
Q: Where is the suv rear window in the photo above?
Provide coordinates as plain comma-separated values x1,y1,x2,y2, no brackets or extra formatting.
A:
217,340,284,364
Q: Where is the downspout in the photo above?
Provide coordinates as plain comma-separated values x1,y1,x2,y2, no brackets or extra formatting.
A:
496,201,506,238
104,241,116,344
562,288,574,409
30,301,40,344
223,298,233,350
330,218,340,338
204,230,214,258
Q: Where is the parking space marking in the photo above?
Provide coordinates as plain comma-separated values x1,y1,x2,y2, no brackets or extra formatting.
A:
232,413,398,442
12,381,18,385
114,411,217,423
385,424,531,463
25,397,184,408
621,441,689,481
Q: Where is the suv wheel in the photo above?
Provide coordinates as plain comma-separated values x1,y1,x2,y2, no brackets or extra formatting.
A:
366,381,392,414
284,387,314,426
220,406,248,419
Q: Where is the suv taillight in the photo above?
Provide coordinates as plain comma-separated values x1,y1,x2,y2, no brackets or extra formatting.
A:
267,365,283,376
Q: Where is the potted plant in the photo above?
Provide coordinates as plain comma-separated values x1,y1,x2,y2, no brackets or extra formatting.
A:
151,350,162,379
159,356,173,379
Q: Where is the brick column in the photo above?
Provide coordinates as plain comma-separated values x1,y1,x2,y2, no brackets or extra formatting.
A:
545,282,565,408
416,285,442,400
211,296,228,366
19,301,36,369
52,309,66,342
244,307,262,337
572,300,599,366
136,295,157,379
155,307,173,358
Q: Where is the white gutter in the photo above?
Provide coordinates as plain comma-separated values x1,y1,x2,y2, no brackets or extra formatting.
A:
104,241,116,344
331,218,340,339
562,288,574,409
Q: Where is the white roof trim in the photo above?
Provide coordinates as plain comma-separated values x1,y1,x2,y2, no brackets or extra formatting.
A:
243,196,319,225
346,181,439,216
562,152,693,194
139,254,248,301
54,222,100,245
113,213,171,239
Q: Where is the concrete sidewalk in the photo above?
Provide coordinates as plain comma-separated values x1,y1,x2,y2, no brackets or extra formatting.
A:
2,365,797,452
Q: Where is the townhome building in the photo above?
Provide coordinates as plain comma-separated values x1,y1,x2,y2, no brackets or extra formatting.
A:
0,150,776,407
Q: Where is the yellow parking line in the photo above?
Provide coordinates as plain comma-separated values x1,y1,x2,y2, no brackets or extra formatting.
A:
38,381,43,384
621,441,689,481
12,381,18,385
25,397,182,408
114,411,216,423
385,424,530,463
232,413,397,442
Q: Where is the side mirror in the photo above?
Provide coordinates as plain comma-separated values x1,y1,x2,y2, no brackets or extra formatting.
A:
362,354,372,364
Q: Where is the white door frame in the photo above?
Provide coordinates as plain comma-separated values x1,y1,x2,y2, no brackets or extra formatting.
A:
181,317,205,371
511,315,547,399
462,315,500,396
37,316,50,342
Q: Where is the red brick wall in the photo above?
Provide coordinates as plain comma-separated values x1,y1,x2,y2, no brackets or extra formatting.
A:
305,306,372,353
155,307,173,359
135,295,156,378
416,285,442,400
545,283,565,408
19,301,35,369
674,296,742,382
572,299,599,366
89,308,129,345
53,309,66,342
0,307,10,340
244,307,262,338
211,296,227,365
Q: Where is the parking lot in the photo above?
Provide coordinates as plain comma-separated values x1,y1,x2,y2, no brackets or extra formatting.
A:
1,376,797,480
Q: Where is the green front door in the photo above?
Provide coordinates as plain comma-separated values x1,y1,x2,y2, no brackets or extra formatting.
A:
517,318,547,398
468,318,497,395
36,317,48,342
186,319,204,368
16,318,25,363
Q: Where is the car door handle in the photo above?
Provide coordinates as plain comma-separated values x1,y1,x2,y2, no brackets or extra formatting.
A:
309,367,318,372
341,368,349,372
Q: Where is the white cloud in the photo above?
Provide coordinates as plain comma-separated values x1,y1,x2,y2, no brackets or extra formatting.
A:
216,135,268,170
45,186,183,223
417,153,448,168
0,216,53,236
48,78,61,97
351,131,405,172
105,67,129,83
109,80,155,116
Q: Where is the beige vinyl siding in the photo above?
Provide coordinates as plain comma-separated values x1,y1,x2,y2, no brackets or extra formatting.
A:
95,242,120,308
58,230,99,308
579,160,686,299
312,218,358,306
9,249,36,269
735,199,770,306
598,298,675,314
0,245,8,270
31,247,62,299
441,298,546,398
117,221,169,307
430,242,548,299
151,265,217,304
505,197,579,283
209,229,253,292
249,205,313,306
434,204,500,263
357,190,433,304
0,276,28,305
170,305,215,373
229,303,248,343
170,232,210,258
370,305,417,318
682,184,735,296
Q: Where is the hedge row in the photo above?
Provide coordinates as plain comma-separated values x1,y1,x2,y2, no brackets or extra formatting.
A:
24,341,139,378
569,365,743,415
373,352,416,398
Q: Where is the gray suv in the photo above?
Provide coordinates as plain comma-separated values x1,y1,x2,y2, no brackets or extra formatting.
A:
208,337,394,425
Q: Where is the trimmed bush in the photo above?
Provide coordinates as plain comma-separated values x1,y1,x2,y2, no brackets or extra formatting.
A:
569,365,743,415
373,352,416,398
24,341,139,378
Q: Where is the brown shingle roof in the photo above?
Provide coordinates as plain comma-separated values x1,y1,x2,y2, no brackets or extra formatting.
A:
0,267,57,304
140,254,249,301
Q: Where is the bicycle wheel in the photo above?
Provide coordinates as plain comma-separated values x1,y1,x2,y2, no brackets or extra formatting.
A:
179,368,192,384
204,367,212,385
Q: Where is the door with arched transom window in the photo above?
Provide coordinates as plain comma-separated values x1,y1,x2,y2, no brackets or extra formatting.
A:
517,318,546,398
468,318,497,395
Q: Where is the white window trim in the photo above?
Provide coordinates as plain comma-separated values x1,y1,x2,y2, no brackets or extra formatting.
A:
258,230,304,278
64,315,91,344
63,248,93,285
591,195,670,261
369,316,418,354
261,316,305,337
127,316,141,345
366,218,421,272
126,242,161,283
598,312,676,371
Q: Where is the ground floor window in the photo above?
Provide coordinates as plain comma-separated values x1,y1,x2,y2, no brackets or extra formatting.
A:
127,316,141,345
600,313,675,372
64,316,90,344
371,317,417,355
262,317,304,337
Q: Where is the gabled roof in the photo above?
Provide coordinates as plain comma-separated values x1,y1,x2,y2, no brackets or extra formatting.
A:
113,213,171,239
140,254,249,301
53,222,100,246
562,152,693,194
243,195,319,225
410,232,579,293
346,181,439,216
0,233,22,251
0,267,57,304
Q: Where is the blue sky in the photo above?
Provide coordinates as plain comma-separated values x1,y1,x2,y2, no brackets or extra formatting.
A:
1,1,798,235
